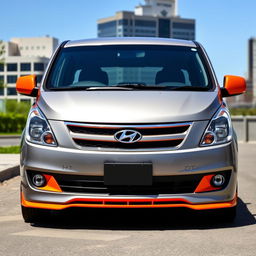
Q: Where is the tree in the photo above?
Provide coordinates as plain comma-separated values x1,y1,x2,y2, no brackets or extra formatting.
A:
0,40,4,62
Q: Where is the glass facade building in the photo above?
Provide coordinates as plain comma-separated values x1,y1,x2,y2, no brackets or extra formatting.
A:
98,11,195,40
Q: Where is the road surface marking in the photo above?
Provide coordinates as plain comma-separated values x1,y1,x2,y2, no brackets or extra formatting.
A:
12,229,129,241
0,215,22,222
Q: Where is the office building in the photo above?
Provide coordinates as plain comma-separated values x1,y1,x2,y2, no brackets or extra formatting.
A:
227,38,255,107
97,0,195,40
248,38,256,103
0,36,58,103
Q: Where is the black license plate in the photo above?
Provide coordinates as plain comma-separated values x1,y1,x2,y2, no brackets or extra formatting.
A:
104,163,152,186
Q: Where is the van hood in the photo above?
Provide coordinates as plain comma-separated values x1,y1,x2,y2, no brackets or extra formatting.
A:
38,91,220,123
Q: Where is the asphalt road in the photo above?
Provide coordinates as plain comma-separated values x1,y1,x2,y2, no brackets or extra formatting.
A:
0,138,20,146
0,143,255,256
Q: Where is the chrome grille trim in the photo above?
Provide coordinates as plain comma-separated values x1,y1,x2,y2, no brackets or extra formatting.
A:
65,122,193,151
65,122,192,129
69,131,187,142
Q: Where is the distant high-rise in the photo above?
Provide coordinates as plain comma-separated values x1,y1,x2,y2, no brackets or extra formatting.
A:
228,38,255,106
248,38,256,102
97,0,195,40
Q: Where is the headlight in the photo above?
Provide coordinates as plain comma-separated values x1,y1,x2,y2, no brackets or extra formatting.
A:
200,107,232,146
26,107,57,146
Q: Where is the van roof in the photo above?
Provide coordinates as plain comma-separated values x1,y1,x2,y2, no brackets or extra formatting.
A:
64,37,196,48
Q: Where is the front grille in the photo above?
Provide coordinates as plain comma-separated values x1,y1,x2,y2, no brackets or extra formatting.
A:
73,139,183,149
65,122,192,150
27,170,232,195
67,124,190,136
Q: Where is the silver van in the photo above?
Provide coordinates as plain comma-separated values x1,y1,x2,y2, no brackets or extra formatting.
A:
16,38,246,223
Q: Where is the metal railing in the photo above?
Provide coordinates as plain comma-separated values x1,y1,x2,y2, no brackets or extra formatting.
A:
232,116,256,142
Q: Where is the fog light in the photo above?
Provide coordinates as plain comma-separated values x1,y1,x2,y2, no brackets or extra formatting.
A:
32,174,46,187
212,174,225,187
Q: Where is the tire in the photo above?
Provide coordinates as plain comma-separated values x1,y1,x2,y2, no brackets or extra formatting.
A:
21,205,49,223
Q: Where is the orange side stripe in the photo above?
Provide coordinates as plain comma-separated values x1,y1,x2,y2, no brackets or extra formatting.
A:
21,193,237,211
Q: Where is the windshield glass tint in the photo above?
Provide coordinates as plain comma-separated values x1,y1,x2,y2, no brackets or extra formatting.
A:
46,45,212,90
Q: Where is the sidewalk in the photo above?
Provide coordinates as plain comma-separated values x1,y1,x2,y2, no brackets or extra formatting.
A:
0,154,19,182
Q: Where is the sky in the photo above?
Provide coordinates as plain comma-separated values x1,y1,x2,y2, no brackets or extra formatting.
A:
1,0,256,83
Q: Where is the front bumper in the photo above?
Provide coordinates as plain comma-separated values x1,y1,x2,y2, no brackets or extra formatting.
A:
20,140,238,210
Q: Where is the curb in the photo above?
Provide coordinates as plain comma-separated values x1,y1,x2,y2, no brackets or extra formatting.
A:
0,166,19,182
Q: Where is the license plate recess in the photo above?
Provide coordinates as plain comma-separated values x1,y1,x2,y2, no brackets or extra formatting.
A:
104,163,152,186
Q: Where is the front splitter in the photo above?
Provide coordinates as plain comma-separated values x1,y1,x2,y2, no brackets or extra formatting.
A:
21,192,237,210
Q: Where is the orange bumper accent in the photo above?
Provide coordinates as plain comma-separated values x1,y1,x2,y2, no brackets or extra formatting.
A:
21,192,237,211
194,174,221,193
38,174,62,193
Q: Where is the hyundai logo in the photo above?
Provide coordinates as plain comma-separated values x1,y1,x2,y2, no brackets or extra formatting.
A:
114,130,142,144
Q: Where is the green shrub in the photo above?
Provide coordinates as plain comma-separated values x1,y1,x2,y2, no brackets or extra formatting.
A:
0,146,20,154
0,113,27,133
230,108,256,116
5,100,31,115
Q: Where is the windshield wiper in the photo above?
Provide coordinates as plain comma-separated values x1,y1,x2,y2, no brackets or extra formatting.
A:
116,83,167,90
116,83,209,91
169,86,210,91
50,86,90,91
49,86,133,91
49,85,209,92
85,86,133,91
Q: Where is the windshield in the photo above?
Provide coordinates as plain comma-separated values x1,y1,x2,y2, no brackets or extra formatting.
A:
45,45,213,91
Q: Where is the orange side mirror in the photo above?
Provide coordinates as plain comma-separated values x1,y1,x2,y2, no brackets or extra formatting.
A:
221,75,246,97
16,75,38,97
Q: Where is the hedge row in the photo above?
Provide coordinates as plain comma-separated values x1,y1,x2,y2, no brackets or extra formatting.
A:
230,108,256,116
0,113,27,133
